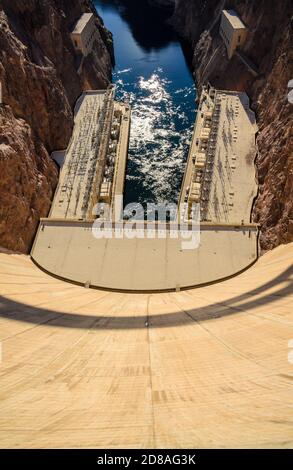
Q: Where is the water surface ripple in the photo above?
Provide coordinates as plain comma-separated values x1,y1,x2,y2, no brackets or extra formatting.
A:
95,0,196,210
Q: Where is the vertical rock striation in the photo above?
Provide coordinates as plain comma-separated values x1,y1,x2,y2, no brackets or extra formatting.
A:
0,0,113,252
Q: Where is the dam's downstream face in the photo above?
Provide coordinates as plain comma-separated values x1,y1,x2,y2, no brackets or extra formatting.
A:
95,0,196,209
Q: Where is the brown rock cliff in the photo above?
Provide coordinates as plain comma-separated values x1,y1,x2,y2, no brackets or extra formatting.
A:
172,0,293,250
0,0,113,252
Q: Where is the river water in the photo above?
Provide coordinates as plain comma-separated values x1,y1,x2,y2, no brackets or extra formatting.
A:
94,0,196,213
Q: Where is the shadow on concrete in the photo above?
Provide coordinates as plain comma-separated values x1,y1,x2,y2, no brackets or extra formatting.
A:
0,263,292,330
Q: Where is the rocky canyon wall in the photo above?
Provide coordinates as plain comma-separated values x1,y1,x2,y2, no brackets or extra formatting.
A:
0,0,113,252
171,0,293,251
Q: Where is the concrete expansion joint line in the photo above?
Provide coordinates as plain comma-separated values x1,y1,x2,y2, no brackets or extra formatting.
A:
146,294,156,448
171,297,276,374
0,292,113,398
0,290,99,340
191,283,293,328
36,293,113,382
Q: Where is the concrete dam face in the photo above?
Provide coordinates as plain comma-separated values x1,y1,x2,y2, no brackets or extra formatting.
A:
0,0,292,452
0,243,292,448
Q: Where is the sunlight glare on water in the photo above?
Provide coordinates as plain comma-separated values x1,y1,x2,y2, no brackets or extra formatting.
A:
94,0,196,211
